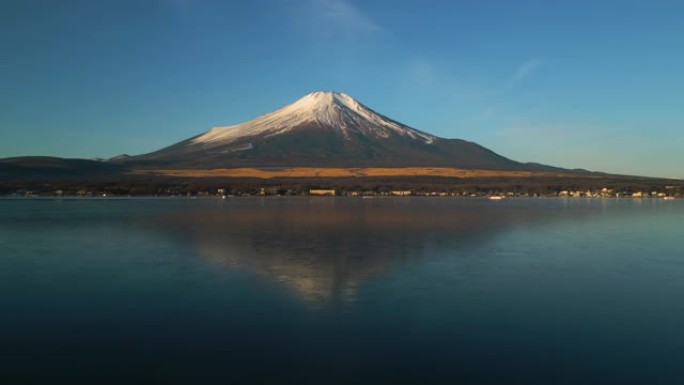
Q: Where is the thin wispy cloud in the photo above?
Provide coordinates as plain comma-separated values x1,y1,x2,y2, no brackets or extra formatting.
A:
513,58,542,81
406,58,437,87
482,106,496,118
497,124,596,141
308,0,383,36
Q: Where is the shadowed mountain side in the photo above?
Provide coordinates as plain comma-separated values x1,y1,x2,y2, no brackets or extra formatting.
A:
121,126,538,170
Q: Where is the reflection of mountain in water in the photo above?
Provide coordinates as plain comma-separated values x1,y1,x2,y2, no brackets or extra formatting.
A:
153,198,600,303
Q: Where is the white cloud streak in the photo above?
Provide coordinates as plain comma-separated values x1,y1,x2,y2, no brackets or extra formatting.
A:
308,0,382,36
514,58,542,81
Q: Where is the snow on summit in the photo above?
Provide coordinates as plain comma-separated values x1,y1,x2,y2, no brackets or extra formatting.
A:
192,91,436,145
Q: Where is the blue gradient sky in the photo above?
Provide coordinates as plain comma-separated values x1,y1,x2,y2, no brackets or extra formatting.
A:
2,0,683,177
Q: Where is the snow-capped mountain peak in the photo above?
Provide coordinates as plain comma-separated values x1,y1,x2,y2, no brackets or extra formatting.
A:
191,91,436,145
113,90,530,170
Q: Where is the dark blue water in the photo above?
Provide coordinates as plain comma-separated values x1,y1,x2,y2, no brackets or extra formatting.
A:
1,197,683,384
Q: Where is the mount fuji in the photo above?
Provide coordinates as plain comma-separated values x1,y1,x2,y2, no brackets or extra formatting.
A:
114,91,553,171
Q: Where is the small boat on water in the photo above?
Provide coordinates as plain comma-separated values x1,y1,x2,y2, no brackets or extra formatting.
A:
488,196,504,200
663,196,675,200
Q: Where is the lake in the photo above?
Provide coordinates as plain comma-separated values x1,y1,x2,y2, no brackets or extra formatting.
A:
1,197,683,384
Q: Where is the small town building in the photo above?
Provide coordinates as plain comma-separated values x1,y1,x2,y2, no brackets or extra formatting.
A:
391,190,412,196
309,189,336,196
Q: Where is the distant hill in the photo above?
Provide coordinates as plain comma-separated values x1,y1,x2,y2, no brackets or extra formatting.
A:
0,157,126,180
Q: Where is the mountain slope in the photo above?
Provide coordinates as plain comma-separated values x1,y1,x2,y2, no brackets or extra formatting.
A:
113,91,551,170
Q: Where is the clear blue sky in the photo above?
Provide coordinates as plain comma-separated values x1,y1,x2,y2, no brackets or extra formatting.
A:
2,0,683,178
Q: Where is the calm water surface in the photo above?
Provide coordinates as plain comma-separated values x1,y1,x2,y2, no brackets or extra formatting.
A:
1,197,683,384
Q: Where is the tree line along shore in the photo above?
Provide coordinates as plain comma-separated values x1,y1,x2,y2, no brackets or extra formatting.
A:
2,176,681,198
